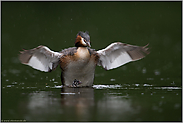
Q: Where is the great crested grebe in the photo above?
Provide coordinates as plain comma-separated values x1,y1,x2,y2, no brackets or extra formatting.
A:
19,31,149,87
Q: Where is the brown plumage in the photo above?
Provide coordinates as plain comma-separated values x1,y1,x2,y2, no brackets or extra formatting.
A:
19,31,149,87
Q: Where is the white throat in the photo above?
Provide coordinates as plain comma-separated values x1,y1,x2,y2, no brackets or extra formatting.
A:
77,47,90,60
81,37,87,46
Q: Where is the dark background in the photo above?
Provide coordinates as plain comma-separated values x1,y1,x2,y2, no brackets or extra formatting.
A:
1,1,182,121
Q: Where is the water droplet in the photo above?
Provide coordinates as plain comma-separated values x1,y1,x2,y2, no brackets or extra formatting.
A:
147,78,154,80
159,101,163,106
154,70,160,75
174,103,180,109
9,69,20,74
12,82,17,84
110,79,115,81
171,81,175,85
152,106,158,110
143,84,153,87
7,85,11,88
135,84,139,86
142,68,146,73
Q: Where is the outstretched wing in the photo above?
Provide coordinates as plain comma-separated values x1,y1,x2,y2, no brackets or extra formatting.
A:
19,45,63,72
97,42,149,70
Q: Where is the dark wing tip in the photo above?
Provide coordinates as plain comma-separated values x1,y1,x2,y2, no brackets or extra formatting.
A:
127,43,150,61
143,43,149,48
143,43,150,54
19,50,32,64
19,46,44,64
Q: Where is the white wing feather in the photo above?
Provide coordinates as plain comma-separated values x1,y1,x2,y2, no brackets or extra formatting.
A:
19,45,62,72
97,42,149,70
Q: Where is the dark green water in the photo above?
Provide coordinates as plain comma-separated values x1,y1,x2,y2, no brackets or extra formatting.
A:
1,1,182,122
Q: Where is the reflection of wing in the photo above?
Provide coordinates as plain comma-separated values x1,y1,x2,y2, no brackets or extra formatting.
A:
19,45,63,72
97,42,149,70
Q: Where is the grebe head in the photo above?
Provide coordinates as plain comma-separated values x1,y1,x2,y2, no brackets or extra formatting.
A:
75,31,91,47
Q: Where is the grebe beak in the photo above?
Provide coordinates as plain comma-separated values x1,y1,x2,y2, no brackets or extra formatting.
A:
87,41,91,47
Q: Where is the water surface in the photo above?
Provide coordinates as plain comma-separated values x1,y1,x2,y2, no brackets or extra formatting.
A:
1,1,182,122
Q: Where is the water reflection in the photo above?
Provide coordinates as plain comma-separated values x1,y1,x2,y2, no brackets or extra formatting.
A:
23,86,135,121
24,87,135,121
1,83,181,121
96,93,139,121
24,91,62,121
24,87,95,121
60,87,94,120
60,87,94,106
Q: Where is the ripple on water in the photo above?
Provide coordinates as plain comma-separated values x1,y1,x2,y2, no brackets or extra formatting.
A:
154,87,181,90
2,82,182,91
60,93,75,95
93,84,122,89
26,84,183,90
